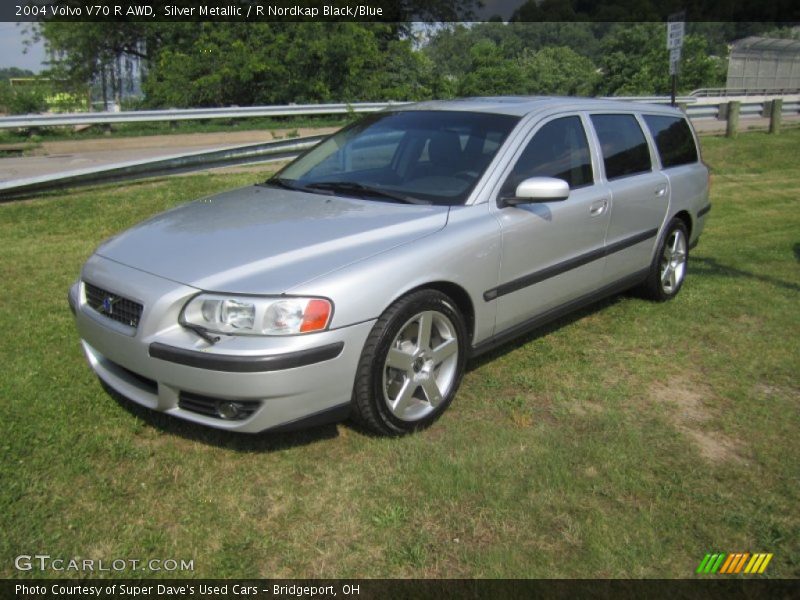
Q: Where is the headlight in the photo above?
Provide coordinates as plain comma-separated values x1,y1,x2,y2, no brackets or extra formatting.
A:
182,294,333,336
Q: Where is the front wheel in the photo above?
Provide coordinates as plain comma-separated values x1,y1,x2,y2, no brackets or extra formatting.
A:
637,218,689,301
351,289,468,436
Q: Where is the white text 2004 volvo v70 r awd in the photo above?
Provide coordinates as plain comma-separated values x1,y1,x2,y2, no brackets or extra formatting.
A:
69,97,710,436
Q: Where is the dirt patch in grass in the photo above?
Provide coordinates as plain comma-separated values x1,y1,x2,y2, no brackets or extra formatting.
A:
753,382,800,401
682,426,742,465
570,400,604,417
650,379,745,465
477,386,558,429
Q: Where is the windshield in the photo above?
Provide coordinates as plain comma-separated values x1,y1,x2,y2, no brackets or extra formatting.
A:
273,110,520,206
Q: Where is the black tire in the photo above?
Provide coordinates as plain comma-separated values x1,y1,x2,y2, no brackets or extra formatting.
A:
637,217,689,302
350,289,468,436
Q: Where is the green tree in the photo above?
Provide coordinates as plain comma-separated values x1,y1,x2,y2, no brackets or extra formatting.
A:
423,23,607,96
365,40,444,101
142,23,438,106
423,23,524,81
512,23,603,61
35,13,466,107
520,46,599,96
456,40,527,96
34,22,167,89
597,23,726,95
0,67,36,82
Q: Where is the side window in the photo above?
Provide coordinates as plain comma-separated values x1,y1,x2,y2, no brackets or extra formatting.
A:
500,116,593,197
590,114,652,180
643,115,699,168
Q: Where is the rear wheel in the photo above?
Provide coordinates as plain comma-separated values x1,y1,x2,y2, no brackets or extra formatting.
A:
638,218,689,301
351,289,468,435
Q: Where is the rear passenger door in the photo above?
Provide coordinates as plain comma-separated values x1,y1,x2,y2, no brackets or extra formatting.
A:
642,114,708,243
589,114,669,284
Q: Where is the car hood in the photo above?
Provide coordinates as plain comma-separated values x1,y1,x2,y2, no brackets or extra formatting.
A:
95,185,449,294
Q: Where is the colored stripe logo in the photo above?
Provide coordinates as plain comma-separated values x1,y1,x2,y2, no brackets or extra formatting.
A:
696,552,773,574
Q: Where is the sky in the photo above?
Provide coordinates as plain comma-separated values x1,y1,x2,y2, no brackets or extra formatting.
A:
0,0,525,73
1,23,47,72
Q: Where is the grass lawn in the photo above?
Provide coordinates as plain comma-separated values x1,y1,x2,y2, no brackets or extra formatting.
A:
1,129,798,579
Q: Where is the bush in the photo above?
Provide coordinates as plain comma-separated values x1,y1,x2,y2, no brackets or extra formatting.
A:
0,84,49,114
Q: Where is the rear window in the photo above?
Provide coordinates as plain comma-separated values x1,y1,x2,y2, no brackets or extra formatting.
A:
643,115,699,168
590,114,651,180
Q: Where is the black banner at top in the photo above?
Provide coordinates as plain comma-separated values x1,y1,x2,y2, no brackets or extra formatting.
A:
2,0,800,23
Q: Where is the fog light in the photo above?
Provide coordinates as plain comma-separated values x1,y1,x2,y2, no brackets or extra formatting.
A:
218,401,242,420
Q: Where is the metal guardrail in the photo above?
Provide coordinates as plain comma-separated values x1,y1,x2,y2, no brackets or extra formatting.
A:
0,102,409,129
1,95,793,130
602,95,697,104
1,95,798,201
684,99,800,120
0,135,325,201
1,99,701,130
690,87,800,97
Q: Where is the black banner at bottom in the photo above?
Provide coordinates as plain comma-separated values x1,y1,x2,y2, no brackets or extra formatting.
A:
3,579,799,600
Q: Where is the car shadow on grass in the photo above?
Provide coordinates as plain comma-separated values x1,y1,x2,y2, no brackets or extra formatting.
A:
466,295,622,372
691,255,800,293
103,248,800,450
101,380,343,452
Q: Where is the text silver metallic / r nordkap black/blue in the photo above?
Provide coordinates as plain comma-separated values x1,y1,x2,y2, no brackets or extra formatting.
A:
69,96,710,436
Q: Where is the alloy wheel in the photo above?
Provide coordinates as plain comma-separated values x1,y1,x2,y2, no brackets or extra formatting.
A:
382,310,460,421
660,228,687,294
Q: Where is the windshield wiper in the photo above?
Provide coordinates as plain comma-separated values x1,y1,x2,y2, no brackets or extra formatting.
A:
260,177,316,193
306,181,430,205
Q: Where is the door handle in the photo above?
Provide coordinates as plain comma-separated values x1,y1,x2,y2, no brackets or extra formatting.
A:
589,199,608,216
655,186,667,197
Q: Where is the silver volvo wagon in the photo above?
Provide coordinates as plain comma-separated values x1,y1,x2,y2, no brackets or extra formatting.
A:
69,97,710,435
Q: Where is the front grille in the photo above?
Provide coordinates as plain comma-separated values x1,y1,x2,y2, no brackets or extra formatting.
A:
84,282,143,329
179,391,260,421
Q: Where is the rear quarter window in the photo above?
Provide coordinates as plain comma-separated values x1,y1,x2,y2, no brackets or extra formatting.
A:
643,115,699,168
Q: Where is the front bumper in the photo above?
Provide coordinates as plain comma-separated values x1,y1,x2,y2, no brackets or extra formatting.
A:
69,255,373,433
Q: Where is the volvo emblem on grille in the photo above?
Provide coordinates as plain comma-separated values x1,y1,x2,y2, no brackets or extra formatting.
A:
101,295,119,315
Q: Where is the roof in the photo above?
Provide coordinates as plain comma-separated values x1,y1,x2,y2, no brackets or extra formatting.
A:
730,36,800,56
396,96,684,118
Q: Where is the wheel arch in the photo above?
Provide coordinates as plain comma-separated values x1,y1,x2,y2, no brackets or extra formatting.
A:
350,281,473,435
672,209,692,240
402,281,476,344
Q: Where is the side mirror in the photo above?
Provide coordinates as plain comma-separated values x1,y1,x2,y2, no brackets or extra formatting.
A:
501,177,570,207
